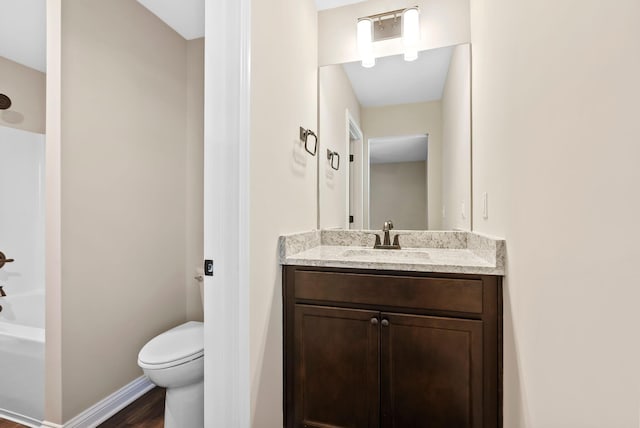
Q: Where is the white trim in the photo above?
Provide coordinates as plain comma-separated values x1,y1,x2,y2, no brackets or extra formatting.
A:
364,136,371,229
346,110,364,229
40,376,154,428
203,0,251,427
45,0,64,423
0,408,41,428
237,0,252,425
40,422,63,428
347,110,363,141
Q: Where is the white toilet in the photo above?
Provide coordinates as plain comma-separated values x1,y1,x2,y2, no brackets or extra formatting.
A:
138,321,204,428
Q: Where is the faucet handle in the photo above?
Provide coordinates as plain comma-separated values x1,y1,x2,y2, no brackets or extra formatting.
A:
365,232,382,248
383,220,394,232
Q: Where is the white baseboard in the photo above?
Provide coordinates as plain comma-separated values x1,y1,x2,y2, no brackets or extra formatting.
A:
40,422,63,428
0,408,41,428
40,375,155,428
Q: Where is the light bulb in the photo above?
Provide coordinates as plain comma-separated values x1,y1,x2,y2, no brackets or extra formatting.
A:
357,18,375,68
402,7,419,62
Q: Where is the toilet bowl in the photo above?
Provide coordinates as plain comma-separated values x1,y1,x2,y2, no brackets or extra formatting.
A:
138,321,204,428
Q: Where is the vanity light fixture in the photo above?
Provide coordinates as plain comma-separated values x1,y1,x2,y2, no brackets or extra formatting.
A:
356,7,420,68
357,18,375,68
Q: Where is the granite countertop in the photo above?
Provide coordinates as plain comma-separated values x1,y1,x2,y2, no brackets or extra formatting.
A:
279,229,505,276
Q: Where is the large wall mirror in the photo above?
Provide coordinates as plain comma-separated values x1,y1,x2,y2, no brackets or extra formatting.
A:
318,43,471,231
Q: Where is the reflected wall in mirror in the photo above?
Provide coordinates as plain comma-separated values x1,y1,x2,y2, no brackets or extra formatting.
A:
0,1,46,133
318,43,471,231
0,0,47,424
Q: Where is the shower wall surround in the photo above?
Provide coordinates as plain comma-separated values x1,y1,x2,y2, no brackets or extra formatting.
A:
0,125,46,425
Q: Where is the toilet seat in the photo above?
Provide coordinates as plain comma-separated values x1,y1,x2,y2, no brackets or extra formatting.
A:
138,321,203,370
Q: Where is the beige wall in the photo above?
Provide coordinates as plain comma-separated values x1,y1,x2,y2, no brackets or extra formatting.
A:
185,38,204,321
441,44,471,230
319,0,470,66
249,0,318,426
318,64,361,229
0,56,45,133
470,0,640,426
361,101,442,229
370,161,427,229
45,0,205,422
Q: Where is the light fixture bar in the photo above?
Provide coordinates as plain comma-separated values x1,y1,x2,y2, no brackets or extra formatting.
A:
360,7,410,42
372,15,402,41
356,6,420,67
364,8,408,21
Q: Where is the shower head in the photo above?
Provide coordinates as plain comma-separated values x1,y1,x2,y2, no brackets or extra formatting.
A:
0,94,12,110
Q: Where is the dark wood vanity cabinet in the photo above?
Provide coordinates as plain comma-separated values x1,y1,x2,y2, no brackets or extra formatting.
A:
283,266,502,428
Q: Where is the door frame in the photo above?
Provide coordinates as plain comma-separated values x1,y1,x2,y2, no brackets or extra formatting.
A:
203,0,251,426
346,110,363,229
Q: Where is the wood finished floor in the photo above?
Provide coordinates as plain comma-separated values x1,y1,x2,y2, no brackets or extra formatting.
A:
0,387,165,428
98,387,165,428
0,419,28,428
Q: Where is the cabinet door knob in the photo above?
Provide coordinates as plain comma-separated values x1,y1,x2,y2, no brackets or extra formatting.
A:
381,319,389,327
370,317,379,325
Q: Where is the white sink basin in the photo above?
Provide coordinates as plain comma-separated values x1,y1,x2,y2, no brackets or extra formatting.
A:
340,248,431,262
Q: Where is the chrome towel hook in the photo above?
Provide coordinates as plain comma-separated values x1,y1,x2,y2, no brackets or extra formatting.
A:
299,127,318,156
327,149,340,171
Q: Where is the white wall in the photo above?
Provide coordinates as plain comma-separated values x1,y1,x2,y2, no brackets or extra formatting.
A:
441,44,471,230
0,56,45,133
318,64,361,229
249,0,318,426
470,0,640,426
370,161,427,229
361,101,443,229
319,0,470,66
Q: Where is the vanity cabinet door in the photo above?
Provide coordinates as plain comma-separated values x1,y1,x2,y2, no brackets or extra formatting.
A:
294,304,380,428
380,313,483,428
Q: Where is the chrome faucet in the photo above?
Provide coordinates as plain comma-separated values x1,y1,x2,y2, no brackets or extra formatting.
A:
382,220,393,245
373,220,401,250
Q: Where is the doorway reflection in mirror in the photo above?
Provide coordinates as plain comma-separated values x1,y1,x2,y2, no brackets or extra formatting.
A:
318,44,471,231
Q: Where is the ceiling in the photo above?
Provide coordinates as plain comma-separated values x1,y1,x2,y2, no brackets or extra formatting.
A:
315,0,368,11
0,0,46,72
342,46,454,107
0,0,204,74
136,0,204,40
370,134,428,164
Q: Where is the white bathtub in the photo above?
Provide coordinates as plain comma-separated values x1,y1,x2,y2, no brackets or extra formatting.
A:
0,290,45,329
0,321,44,427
